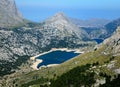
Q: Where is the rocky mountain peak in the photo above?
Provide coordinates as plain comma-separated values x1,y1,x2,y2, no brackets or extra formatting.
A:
54,12,65,16
43,12,90,40
0,0,23,28
53,12,66,19
45,12,70,24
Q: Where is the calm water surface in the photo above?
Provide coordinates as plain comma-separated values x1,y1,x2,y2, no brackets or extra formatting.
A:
37,50,80,68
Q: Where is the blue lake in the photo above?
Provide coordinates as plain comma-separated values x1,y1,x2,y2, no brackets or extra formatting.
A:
93,38,103,44
37,50,80,68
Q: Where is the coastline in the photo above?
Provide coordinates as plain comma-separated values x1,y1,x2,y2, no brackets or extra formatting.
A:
30,48,84,70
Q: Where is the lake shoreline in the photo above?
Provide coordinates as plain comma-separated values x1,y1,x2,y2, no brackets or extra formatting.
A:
30,48,84,70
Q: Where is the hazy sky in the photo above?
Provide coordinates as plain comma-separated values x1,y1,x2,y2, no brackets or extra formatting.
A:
15,0,120,22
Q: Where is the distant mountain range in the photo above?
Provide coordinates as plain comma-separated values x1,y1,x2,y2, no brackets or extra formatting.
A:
70,18,110,28
100,18,120,39
77,18,120,39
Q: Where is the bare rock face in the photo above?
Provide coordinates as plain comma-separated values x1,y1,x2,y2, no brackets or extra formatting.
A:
0,0,23,27
44,12,90,41
95,26,120,55
99,18,120,39
103,26,120,55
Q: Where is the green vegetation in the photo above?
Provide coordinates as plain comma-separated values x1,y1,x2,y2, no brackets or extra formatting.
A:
21,64,96,87
0,55,30,76
21,78,49,87
50,64,96,87
99,74,120,87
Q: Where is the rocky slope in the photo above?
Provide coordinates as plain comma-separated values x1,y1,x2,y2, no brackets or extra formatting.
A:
81,27,105,39
43,12,90,41
0,12,96,76
99,18,120,39
80,18,120,40
0,0,23,27
70,18,110,39
2,27,119,87
100,26,120,55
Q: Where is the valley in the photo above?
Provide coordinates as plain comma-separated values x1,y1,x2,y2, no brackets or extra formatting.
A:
0,0,120,87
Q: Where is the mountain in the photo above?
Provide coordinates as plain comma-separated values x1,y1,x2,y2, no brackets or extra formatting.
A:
0,12,95,61
70,18,110,39
0,0,120,86
0,0,23,28
2,27,119,87
0,12,96,76
101,26,120,55
49,26,120,87
77,18,120,40
70,18,110,28
43,12,90,41
1,25,120,87
81,27,104,39
99,18,120,39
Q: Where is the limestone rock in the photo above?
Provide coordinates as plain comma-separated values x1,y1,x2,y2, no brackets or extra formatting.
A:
0,0,23,27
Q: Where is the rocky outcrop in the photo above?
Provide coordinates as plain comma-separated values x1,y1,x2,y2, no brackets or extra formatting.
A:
0,0,23,27
103,26,120,55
